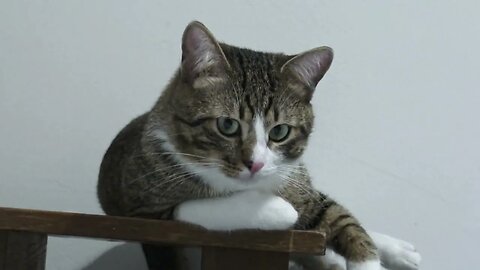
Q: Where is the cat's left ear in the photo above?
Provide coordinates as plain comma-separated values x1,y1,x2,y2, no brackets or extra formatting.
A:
281,46,334,100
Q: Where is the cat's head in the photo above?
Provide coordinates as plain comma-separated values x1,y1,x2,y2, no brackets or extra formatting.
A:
152,21,333,192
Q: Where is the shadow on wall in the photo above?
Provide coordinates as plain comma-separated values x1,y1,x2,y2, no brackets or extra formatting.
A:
82,243,148,270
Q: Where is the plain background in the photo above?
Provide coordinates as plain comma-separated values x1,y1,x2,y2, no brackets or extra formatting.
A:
1,1,479,269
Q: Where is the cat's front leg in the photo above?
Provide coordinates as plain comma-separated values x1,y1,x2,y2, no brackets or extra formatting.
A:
311,203,382,270
174,190,298,270
174,190,298,230
280,192,380,270
297,231,421,270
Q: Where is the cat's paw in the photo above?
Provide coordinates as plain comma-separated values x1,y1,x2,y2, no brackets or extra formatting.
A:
369,232,421,270
347,259,382,270
381,240,420,270
242,190,298,230
174,190,298,230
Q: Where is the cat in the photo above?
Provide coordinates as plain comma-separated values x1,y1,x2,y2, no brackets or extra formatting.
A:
97,21,420,270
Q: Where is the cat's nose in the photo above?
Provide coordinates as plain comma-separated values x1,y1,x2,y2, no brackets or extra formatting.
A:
243,160,264,174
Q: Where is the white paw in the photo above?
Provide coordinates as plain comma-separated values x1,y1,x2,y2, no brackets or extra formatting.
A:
369,232,421,270
175,190,298,231
347,259,382,270
252,192,298,230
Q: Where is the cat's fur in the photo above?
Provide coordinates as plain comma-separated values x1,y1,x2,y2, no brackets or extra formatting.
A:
97,21,420,270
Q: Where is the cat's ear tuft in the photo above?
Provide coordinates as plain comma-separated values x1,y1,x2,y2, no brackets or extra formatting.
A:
281,46,334,98
181,21,229,88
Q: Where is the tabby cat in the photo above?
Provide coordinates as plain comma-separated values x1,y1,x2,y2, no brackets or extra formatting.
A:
97,21,420,270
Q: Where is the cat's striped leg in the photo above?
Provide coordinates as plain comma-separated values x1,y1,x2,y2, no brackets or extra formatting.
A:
292,233,421,270
288,193,379,270
279,182,381,270
315,203,381,270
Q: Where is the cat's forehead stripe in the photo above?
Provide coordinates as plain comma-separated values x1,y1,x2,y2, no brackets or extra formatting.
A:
223,44,284,113
254,115,267,145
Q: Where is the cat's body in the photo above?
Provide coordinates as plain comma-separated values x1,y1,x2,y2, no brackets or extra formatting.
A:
98,21,420,270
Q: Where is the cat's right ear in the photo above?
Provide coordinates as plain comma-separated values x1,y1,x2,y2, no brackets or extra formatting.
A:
281,46,334,101
181,21,230,88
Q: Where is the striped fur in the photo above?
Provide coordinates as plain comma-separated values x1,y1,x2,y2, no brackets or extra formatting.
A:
97,21,378,269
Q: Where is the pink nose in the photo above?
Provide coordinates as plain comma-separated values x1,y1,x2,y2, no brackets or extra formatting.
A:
245,161,264,174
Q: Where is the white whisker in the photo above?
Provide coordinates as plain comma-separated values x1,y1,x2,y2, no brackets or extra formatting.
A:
128,162,219,185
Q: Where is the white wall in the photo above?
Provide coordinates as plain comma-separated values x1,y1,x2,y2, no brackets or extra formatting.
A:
1,1,479,269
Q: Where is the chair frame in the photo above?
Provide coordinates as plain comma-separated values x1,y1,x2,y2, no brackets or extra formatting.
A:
0,207,325,270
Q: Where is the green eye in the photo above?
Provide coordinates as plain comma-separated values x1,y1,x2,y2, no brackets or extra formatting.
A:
269,124,291,142
217,117,240,136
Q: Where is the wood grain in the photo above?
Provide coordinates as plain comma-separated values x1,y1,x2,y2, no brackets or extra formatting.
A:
0,207,325,254
0,231,47,270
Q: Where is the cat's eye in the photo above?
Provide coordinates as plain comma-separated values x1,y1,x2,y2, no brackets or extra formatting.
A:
217,117,240,136
269,124,291,142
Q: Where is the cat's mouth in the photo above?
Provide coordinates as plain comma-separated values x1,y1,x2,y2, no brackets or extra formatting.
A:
235,171,261,181
226,167,285,187
192,161,285,192
221,165,266,181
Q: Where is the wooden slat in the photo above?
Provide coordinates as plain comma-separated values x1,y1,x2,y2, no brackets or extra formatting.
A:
0,207,325,254
0,231,47,270
201,247,289,270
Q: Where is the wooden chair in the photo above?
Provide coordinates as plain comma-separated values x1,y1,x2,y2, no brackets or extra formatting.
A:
0,207,325,270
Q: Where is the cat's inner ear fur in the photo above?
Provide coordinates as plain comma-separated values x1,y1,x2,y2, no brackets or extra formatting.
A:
181,21,230,89
281,46,334,100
